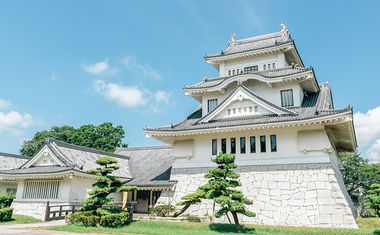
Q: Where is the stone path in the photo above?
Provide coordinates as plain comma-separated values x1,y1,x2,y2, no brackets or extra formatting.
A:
0,220,100,235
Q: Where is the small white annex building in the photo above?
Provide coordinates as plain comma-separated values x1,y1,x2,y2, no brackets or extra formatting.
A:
0,139,174,221
145,25,358,228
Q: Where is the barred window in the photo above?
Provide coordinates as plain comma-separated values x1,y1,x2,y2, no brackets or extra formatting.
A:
250,136,256,153
280,89,294,107
230,138,236,154
260,135,266,153
244,66,258,73
212,139,217,155
207,99,218,113
221,138,227,154
23,180,60,199
240,137,246,154
270,135,277,152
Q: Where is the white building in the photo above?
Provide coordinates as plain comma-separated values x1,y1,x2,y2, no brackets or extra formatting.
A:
0,25,358,228
145,25,358,228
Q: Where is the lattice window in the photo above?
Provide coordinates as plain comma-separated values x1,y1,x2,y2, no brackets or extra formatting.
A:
22,180,61,199
280,89,294,107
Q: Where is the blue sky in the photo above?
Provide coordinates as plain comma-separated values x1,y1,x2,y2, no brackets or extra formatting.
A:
0,0,379,161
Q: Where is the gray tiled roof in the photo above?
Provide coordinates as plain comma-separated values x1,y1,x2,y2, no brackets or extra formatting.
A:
0,152,28,170
146,83,348,133
206,31,291,58
115,146,175,187
1,139,132,179
185,66,312,90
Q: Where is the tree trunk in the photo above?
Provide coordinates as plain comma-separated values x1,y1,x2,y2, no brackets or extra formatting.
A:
173,204,190,217
231,211,241,233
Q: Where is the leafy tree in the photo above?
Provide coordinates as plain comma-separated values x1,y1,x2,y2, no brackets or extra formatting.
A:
81,156,137,211
365,183,380,217
178,153,255,233
21,122,127,157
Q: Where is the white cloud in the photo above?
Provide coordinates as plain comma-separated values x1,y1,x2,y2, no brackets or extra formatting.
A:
0,99,10,109
354,106,380,162
154,91,170,104
92,80,171,112
120,55,162,80
0,111,32,128
93,80,146,108
83,58,111,75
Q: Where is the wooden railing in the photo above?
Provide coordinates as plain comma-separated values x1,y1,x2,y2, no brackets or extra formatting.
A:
44,201,82,221
44,201,135,221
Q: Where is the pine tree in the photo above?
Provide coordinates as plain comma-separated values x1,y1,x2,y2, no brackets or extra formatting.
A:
174,188,204,217
178,153,255,233
80,156,137,211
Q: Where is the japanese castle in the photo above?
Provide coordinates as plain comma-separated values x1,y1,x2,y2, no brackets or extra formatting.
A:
0,25,358,228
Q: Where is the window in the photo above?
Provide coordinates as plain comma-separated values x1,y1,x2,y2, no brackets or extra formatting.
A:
244,66,258,73
22,180,60,199
221,138,227,154
207,99,218,113
270,135,277,152
237,69,239,74
230,138,236,154
250,136,256,153
263,64,266,70
6,188,16,194
272,63,276,69
212,139,217,155
280,89,294,107
268,64,271,69
228,70,231,76
260,135,266,152
240,137,246,154
232,70,235,75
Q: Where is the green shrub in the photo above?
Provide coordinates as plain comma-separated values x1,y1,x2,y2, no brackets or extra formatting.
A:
0,207,13,222
66,209,129,228
149,204,175,217
99,212,129,228
0,194,15,208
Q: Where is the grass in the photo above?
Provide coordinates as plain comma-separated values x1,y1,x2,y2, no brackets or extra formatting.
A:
0,214,41,225
46,218,380,235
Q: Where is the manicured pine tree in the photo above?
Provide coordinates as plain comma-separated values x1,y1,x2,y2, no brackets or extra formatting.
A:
80,156,137,212
178,153,255,233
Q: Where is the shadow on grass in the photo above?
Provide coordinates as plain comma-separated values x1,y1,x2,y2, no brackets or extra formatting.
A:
374,229,380,235
209,223,256,234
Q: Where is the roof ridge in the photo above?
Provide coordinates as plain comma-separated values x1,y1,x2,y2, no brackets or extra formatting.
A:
235,31,283,44
46,138,130,160
0,152,29,159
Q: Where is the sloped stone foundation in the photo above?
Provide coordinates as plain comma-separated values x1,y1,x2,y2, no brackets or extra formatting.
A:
158,163,357,228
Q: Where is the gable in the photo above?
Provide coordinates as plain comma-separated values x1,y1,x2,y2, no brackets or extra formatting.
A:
200,85,294,123
23,145,66,168
214,93,274,119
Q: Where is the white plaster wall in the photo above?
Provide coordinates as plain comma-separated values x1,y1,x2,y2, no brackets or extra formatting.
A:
158,163,357,228
172,126,333,169
220,52,287,77
69,177,94,203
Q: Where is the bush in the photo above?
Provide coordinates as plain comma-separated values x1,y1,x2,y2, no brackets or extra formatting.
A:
0,207,13,222
66,209,129,228
149,204,175,217
99,212,129,228
0,194,15,208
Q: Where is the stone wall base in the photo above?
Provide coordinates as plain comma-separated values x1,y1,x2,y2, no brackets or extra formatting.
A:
158,163,358,228
11,201,69,221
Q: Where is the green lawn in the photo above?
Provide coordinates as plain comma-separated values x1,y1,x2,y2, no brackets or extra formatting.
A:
47,218,380,235
0,214,41,225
